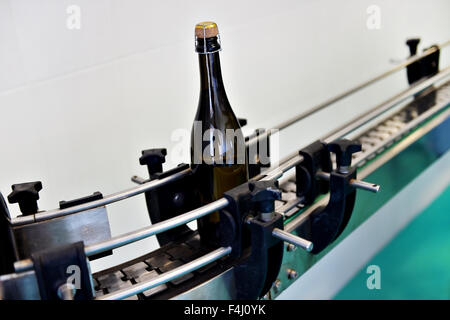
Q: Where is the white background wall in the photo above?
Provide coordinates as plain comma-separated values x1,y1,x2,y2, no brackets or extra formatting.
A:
0,0,449,272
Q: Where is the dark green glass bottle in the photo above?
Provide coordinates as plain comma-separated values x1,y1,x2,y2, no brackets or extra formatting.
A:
191,22,248,246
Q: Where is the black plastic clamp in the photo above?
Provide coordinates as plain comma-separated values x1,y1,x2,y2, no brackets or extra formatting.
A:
31,241,93,300
139,148,200,246
59,191,103,209
0,193,18,275
296,140,332,204
296,139,362,254
7,181,42,216
406,38,440,85
223,180,284,299
246,128,271,179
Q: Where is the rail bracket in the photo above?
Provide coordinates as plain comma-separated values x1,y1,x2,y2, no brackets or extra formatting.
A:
406,38,440,85
225,180,284,299
296,140,332,204
234,212,284,300
296,139,362,254
139,148,201,247
246,128,271,179
0,193,18,275
31,241,93,300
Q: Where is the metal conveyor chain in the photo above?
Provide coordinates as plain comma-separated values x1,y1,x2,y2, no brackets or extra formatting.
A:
92,79,450,300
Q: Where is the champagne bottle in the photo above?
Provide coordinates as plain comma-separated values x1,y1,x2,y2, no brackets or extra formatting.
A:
191,22,248,246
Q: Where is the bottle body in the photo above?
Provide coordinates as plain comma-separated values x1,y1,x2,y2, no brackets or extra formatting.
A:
190,23,248,246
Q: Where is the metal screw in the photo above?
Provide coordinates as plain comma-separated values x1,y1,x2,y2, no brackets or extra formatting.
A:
286,243,297,252
273,279,282,292
57,283,76,300
287,268,298,280
172,192,185,207
260,211,274,222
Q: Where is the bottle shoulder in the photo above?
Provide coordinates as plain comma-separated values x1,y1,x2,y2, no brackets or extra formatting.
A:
195,95,241,129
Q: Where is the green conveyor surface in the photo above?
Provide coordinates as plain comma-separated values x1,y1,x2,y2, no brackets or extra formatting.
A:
334,185,450,300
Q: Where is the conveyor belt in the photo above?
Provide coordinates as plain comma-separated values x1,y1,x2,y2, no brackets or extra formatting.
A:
92,79,450,300
352,82,450,167
92,186,304,300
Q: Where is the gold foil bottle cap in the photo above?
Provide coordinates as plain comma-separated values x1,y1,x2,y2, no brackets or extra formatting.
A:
195,21,219,38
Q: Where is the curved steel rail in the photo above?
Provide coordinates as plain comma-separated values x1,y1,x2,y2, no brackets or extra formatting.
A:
10,40,449,226
98,246,232,300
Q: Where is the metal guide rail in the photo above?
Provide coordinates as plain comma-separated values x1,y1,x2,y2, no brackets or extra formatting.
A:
0,38,449,300
92,184,305,300
269,98,450,299
90,77,450,300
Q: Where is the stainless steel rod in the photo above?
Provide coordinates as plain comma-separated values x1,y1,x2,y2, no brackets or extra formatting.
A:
131,175,147,185
13,198,230,272
277,66,450,169
253,154,304,181
272,228,313,252
12,154,299,268
285,94,450,235
349,179,381,193
245,40,450,148
26,64,445,239
275,42,449,132
82,65,444,256
9,41,448,298
98,246,232,300
11,167,192,226
84,198,229,256
323,66,450,143
316,171,380,193
11,64,448,272
12,41,449,226
13,259,33,273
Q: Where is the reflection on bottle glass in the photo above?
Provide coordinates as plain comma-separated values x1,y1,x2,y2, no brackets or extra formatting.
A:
190,22,248,246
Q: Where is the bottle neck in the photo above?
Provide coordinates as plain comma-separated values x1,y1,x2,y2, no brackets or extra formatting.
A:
198,52,226,96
